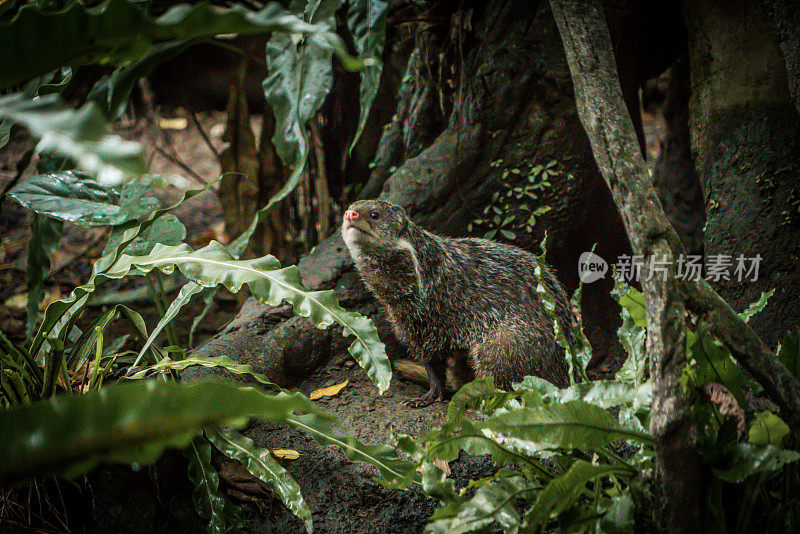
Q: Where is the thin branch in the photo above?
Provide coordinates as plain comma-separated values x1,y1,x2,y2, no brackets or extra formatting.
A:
548,1,702,530
153,145,208,186
189,111,220,160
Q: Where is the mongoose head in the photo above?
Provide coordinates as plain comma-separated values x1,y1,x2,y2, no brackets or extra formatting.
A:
341,200,409,257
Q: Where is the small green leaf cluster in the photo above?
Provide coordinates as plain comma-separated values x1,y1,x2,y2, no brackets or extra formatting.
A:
470,160,566,241
390,375,652,532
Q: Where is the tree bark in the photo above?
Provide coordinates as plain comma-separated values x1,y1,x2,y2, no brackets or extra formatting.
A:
757,0,800,115
651,58,705,257
684,0,800,349
678,0,800,438
548,1,701,531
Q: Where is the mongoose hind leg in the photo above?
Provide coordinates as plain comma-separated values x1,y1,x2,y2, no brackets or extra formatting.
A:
403,359,447,408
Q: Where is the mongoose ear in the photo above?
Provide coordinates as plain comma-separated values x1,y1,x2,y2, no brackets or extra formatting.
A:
391,204,409,233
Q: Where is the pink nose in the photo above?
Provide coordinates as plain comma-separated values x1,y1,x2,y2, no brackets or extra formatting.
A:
344,209,359,221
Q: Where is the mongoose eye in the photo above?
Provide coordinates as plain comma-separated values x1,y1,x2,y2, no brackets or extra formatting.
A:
369,211,380,220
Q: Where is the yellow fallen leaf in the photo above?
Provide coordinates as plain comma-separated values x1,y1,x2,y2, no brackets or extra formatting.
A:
270,448,300,460
4,293,27,309
309,379,349,400
159,117,188,130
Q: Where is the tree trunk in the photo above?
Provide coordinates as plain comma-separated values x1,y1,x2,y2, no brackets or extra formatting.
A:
757,0,800,115
548,1,702,531
652,58,705,257
684,0,800,348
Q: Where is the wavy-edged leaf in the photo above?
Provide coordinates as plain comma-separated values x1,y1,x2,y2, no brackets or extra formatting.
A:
713,443,800,483
228,0,372,256
0,0,353,89
479,400,652,451
533,245,585,384
424,474,531,534
130,354,277,389
228,0,341,258
409,380,556,479
524,460,629,529
287,412,413,486
0,95,147,185
0,379,325,485
345,0,388,150
440,378,519,434
30,183,211,362
185,436,245,534
25,213,63,337
422,419,557,481
599,487,635,534
206,427,312,533
263,0,339,168
109,241,390,393
739,289,774,323
608,269,645,377
616,304,647,387
9,171,163,226
515,376,645,411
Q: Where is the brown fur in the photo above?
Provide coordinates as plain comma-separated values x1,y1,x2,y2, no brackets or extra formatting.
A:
343,200,573,405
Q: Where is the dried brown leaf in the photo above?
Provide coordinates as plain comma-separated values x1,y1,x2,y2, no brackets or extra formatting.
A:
703,382,747,432
433,458,451,476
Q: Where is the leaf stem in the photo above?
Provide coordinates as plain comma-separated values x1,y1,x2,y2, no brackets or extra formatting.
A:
154,271,181,351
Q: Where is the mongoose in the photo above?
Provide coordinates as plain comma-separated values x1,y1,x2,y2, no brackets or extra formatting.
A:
341,199,573,407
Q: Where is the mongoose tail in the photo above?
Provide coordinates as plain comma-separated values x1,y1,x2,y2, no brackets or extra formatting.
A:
393,359,466,390
393,359,430,384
